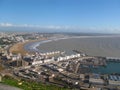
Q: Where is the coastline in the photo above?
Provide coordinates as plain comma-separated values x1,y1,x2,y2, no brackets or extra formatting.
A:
24,35,120,53
10,35,120,56
9,41,29,55
9,38,47,55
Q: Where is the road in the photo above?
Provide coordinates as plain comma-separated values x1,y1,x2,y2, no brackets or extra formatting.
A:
0,83,22,90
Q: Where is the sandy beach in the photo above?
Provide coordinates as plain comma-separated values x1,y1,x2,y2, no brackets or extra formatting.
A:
9,38,47,55
9,41,30,55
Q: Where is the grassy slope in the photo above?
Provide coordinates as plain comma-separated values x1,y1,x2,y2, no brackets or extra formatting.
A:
2,76,69,90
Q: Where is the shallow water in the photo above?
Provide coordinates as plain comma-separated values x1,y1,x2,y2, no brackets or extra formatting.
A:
37,37,120,57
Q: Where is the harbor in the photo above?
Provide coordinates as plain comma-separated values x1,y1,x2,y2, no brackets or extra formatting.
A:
23,36,120,75
91,61,120,74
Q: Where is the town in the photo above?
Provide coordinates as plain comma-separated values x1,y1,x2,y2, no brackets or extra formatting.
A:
0,32,120,90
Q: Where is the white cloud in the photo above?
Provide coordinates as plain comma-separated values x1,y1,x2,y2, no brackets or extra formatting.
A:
0,23,73,29
0,23,13,27
0,22,120,33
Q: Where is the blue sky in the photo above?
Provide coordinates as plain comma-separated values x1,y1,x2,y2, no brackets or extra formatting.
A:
0,0,120,33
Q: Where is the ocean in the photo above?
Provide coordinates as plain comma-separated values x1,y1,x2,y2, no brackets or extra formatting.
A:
36,36,120,57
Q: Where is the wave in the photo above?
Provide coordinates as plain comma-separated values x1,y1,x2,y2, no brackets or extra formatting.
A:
24,35,120,54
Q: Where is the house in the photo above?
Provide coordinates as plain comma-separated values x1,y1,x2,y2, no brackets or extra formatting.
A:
89,74,104,85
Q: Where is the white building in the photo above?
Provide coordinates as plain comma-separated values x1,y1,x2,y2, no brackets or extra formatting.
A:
109,80,120,86
57,54,81,61
89,74,104,85
44,57,54,63
57,68,64,72
89,78,104,85
32,60,43,65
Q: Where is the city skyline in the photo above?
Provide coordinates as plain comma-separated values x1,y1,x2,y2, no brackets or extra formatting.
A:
0,0,120,33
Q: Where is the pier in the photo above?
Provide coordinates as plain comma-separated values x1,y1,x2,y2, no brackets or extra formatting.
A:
106,57,120,62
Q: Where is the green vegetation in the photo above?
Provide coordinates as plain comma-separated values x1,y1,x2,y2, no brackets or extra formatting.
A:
2,75,69,90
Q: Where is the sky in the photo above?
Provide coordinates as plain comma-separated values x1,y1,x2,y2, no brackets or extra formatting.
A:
0,0,120,33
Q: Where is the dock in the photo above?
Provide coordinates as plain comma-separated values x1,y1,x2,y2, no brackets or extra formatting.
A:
106,57,120,62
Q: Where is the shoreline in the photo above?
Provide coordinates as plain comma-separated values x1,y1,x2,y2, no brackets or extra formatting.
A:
10,35,120,56
9,38,47,55
9,41,28,55
24,35,120,53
